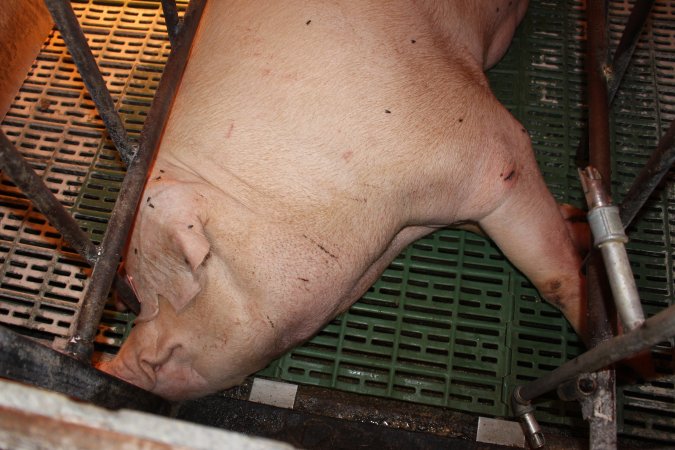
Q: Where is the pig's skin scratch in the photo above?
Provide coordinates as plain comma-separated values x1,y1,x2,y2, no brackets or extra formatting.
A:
302,234,338,260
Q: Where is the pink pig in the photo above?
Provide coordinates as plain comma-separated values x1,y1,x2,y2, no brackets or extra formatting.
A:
99,0,587,400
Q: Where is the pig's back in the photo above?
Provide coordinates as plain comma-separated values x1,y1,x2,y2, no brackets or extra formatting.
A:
160,0,507,228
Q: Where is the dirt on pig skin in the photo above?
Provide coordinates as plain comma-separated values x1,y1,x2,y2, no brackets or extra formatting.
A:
98,0,589,401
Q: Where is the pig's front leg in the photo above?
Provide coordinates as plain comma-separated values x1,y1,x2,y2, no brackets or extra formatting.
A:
478,152,588,340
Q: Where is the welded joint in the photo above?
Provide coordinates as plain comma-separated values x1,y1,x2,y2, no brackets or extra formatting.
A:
511,386,545,449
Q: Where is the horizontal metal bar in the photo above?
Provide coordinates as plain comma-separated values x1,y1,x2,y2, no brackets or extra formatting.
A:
620,118,675,228
64,0,208,361
517,301,675,403
43,0,136,166
0,324,169,414
0,131,99,262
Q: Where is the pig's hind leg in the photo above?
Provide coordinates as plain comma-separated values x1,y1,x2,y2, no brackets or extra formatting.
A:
477,160,589,340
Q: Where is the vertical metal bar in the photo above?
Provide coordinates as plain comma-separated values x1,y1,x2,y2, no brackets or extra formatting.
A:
620,118,675,228
64,0,208,362
0,131,99,263
586,0,617,447
161,0,181,47
575,0,654,168
43,0,136,166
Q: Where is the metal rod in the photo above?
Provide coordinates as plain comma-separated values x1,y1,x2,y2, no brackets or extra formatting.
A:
161,0,181,47
0,131,140,314
607,0,655,106
620,118,675,228
584,1,617,447
517,302,675,402
581,167,645,331
575,0,654,168
43,0,136,166
64,0,208,362
0,131,99,263
0,324,169,414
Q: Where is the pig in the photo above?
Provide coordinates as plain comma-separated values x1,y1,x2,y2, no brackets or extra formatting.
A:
98,0,587,400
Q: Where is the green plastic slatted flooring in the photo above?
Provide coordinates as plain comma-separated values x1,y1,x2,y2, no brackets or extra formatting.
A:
0,0,673,442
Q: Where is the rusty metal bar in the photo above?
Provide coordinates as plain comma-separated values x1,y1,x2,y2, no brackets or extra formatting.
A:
43,0,136,166
64,0,207,362
607,0,655,105
0,131,99,263
583,0,618,447
161,0,181,47
620,118,675,228
575,0,654,168
0,131,140,314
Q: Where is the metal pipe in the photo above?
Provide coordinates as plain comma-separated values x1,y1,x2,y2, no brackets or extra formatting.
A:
161,0,181,47
43,0,137,166
0,131,99,263
583,1,617,447
516,301,675,403
575,0,654,168
581,167,645,331
620,118,675,228
64,0,208,362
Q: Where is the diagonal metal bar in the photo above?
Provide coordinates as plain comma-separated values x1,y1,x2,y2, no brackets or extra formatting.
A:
161,0,182,47
516,301,675,403
64,0,208,362
620,118,675,228
43,0,136,166
607,0,655,106
0,131,99,263
0,131,140,314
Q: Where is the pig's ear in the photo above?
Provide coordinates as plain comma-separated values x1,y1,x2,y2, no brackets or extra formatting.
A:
129,209,212,321
172,220,211,273
166,218,212,311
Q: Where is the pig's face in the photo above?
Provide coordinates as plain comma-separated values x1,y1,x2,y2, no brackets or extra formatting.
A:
100,174,284,400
